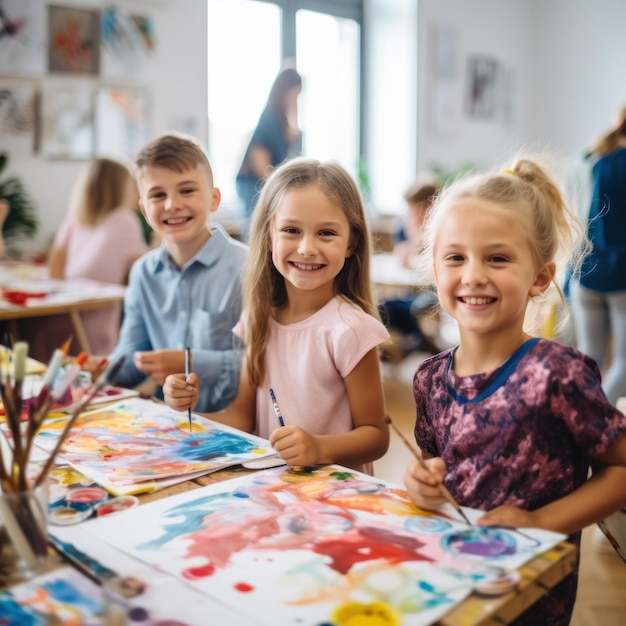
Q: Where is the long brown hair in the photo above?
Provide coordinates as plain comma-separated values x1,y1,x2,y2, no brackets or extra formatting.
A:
265,68,302,135
70,157,136,227
244,157,378,386
591,105,626,157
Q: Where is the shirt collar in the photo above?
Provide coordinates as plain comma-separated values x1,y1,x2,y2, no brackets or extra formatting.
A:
151,223,231,274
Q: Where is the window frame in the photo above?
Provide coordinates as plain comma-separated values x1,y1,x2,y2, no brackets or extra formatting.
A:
250,0,365,156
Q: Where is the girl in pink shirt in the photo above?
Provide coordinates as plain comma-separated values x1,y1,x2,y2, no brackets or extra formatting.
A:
45,157,148,356
165,157,390,473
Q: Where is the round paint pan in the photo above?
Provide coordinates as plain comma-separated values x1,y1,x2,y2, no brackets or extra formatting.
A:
49,506,93,526
96,495,139,517
474,570,520,596
65,486,108,507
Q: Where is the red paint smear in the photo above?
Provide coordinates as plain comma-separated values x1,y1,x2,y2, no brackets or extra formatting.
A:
182,563,215,580
313,526,431,574
234,582,254,593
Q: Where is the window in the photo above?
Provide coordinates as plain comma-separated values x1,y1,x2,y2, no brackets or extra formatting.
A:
207,0,363,219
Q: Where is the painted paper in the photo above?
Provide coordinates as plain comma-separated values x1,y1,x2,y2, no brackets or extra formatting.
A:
47,5,100,75
33,398,274,495
82,465,566,626
49,524,250,624
100,7,155,79
40,85,93,160
0,0,46,76
0,566,112,624
0,562,222,625
95,87,151,158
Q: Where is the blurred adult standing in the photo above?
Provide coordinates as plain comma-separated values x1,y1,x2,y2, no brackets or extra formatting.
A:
570,105,626,404
235,68,302,240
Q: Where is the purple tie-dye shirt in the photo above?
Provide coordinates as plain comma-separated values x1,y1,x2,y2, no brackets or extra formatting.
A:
413,338,626,625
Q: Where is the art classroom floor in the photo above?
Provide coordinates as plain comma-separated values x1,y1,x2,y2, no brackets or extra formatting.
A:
373,353,626,626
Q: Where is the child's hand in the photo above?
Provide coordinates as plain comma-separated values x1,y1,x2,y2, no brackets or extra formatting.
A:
477,505,539,530
269,425,320,467
163,372,200,412
134,349,184,385
403,457,448,511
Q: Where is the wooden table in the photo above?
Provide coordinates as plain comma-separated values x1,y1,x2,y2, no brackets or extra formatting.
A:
0,381,578,624
2,463,577,625
0,263,126,353
371,252,430,295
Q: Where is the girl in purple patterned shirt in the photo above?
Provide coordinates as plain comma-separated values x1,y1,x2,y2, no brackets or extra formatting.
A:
403,157,626,625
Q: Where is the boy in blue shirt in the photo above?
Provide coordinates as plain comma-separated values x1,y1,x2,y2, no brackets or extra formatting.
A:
107,132,247,412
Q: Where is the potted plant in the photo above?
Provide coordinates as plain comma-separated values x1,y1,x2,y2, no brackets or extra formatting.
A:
0,152,38,257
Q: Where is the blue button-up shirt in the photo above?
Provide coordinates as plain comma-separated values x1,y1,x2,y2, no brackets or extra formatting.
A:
110,224,248,412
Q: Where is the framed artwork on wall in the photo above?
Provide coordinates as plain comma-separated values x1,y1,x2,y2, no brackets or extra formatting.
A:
95,87,151,158
48,5,100,75
40,85,93,160
101,7,156,79
0,0,46,77
0,85,38,155
465,55,499,119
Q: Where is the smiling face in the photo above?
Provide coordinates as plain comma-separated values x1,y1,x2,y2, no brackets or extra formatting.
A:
432,198,554,343
138,164,220,265
271,185,353,303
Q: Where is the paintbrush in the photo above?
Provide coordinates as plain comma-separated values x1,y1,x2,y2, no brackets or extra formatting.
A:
269,388,285,427
60,335,73,358
34,356,126,488
48,534,145,599
384,415,473,526
184,347,192,432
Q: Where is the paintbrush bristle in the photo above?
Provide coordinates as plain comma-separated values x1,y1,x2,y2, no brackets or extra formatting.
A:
61,335,73,357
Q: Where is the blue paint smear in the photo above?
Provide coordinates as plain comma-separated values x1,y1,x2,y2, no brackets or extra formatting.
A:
0,579,106,625
0,594,41,626
138,489,278,551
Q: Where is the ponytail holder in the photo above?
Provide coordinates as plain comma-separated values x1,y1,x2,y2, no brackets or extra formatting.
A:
501,168,516,176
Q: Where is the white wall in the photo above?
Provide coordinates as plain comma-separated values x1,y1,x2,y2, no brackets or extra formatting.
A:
2,0,207,255
415,0,531,174
413,0,626,174
525,0,626,156
3,0,626,253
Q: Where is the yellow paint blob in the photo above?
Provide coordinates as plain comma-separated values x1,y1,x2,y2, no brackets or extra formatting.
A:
178,421,204,432
331,601,401,626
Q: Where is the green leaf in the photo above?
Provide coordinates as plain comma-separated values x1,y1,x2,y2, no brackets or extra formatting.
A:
0,152,39,253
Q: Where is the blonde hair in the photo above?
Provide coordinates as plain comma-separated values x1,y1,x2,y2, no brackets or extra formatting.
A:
591,105,626,157
70,157,136,227
423,156,588,330
135,131,214,186
244,157,378,386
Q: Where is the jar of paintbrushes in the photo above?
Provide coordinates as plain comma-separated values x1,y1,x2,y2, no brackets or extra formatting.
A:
0,341,125,582
0,341,49,580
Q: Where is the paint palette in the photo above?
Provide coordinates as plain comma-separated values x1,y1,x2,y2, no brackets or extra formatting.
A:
96,495,139,517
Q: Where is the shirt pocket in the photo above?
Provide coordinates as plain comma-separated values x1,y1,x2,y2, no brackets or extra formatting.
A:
189,310,238,350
